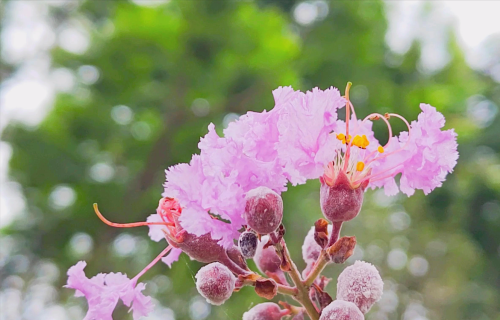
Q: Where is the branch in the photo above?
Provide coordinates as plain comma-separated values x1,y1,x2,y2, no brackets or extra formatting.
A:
276,240,320,320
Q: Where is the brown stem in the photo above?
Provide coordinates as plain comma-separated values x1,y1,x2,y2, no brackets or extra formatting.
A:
276,240,320,320
304,250,329,287
277,283,298,296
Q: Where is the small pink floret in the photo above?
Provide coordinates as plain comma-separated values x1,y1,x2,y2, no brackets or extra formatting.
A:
65,261,153,320
336,260,383,314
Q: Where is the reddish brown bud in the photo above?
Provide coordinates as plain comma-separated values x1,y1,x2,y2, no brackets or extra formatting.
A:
244,187,283,234
326,236,356,264
255,278,278,300
254,236,281,274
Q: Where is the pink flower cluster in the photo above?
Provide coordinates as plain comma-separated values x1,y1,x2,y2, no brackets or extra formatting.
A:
66,85,458,320
65,262,153,320
159,86,458,251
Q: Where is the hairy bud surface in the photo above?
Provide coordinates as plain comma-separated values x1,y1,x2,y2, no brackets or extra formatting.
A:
337,260,383,314
195,262,236,306
319,300,364,320
243,302,285,320
244,187,283,234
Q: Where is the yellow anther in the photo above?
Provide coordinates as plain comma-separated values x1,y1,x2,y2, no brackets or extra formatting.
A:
356,161,365,172
346,135,352,143
377,146,384,153
337,133,346,144
361,135,369,148
351,135,362,147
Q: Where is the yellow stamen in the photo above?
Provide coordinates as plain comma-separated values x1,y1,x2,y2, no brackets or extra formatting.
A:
377,146,384,153
361,135,369,148
356,161,365,172
351,135,362,147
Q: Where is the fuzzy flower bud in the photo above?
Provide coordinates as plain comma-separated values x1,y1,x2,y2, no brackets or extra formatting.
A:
254,236,281,275
320,300,364,320
239,231,258,259
243,302,287,320
320,171,366,223
253,236,287,284
337,261,383,314
244,187,283,234
195,262,236,306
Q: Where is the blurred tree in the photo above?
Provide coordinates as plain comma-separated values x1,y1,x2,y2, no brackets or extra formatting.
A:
1,0,499,319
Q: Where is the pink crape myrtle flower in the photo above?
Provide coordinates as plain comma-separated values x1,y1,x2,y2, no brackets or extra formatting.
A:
315,83,458,197
66,261,157,320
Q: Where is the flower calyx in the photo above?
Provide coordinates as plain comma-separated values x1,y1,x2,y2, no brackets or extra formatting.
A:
326,236,356,264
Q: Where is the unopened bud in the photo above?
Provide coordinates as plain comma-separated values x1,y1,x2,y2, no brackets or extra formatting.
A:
195,262,236,306
337,260,383,314
254,236,281,274
239,231,258,259
319,300,364,320
302,225,333,265
320,171,365,223
244,187,283,234
243,302,287,320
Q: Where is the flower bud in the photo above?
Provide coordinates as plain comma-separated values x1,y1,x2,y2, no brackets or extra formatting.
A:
244,187,283,234
253,236,281,275
320,171,365,222
195,262,236,306
253,236,288,284
302,225,333,264
319,300,364,320
337,261,383,314
239,231,258,259
243,302,287,320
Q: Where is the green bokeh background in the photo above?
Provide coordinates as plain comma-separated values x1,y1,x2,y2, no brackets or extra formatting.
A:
1,1,500,320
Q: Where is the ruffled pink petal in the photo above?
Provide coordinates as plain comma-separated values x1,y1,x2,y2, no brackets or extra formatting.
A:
161,248,183,268
398,104,458,195
277,87,345,185
65,261,153,320
146,214,165,242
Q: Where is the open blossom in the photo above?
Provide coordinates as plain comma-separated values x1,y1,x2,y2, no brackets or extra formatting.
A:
160,85,458,246
316,87,458,197
276,87,345,185
65,261,153,320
